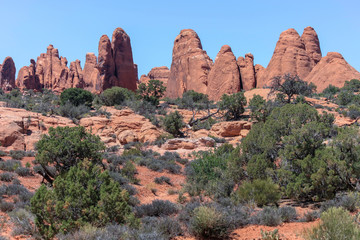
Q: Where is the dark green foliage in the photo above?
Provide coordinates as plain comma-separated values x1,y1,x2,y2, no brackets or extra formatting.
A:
232,179,280,207
135,200,179,217
185,144,241,199
305,207,360,240
137,80,166,105
192,117,216,131
248,95,280,122
218,92,247,120
56,102,90,120
162,111,184,137
321,84,340,99
239,103,344,201
100,87,135,106
9,150,25,160
337,91,354,106
343,79,360,92
35,126,105,183
60,88,93,107
178,90,212,110
270,74,316,103
30,161,134,239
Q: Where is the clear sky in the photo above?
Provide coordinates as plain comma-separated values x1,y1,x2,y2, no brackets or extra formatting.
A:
0,0,359,78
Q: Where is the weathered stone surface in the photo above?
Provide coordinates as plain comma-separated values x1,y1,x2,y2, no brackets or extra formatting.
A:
238,53,256,91
301,26,322,68
257,28,312,88
96,35,115,92
162,137,215,150
210,121,252,137
207,45,240,100
254,64,265,86
305,52,360,92
111,27,137,91
83,53,100,92
139,66,170,86
16,59,40,91
166,29,213,98
69,60,83,88
0,106,162,151
0,57,16,91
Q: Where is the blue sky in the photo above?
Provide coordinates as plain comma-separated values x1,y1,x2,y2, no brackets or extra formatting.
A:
0,0,359,77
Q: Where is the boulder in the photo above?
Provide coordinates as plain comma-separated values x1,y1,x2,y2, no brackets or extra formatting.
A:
0,57,16,91
207,45,241,100
238,53,256,91
117,130,138,144
210,121,252,137
305,52,360,92
16,59,40,90
162,137,215,150
166,29,213,98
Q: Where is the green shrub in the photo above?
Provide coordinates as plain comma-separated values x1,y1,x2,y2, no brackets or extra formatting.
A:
260,229,280,240
162,111,184,137
218,92,247,120
278,206,297,222
137,79,166,106
190,206,231,239
57,102,90,120
100,87,135,106
30,161,135,239
154,176,172,185
35,126,105,183
0,201,14,212
9,208,38,237
256,207,282,227
60,88,93,107
135,200,178,217
0,172,14,182
343,79,360,92
9,150,25,160
232,179,280,207
305,207,360,240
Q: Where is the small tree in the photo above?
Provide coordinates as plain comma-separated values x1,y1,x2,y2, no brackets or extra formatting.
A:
162,111,184,137
60,88,94,107
137,79,166,105
30,161,135,239
100,86,135,106
270,74,316,103
218,92,247,120
35,126,105,183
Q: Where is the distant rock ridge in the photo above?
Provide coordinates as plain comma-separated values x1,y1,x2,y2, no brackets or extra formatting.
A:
139,66,170,86
16,27,137,93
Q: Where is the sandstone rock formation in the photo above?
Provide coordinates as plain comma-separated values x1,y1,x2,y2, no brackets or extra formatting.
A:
16,27,138,93
16,59,40,91
305,52,360,92
16,45,73,92
257,28,313,88
301,26,322,68
207,45,240,100
0,57,16,91
166,29,213,98
0,106,162,151
162,137,215,150
237,53,256,91
111,28,137,91
210,121,252,137
139,66,170,86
